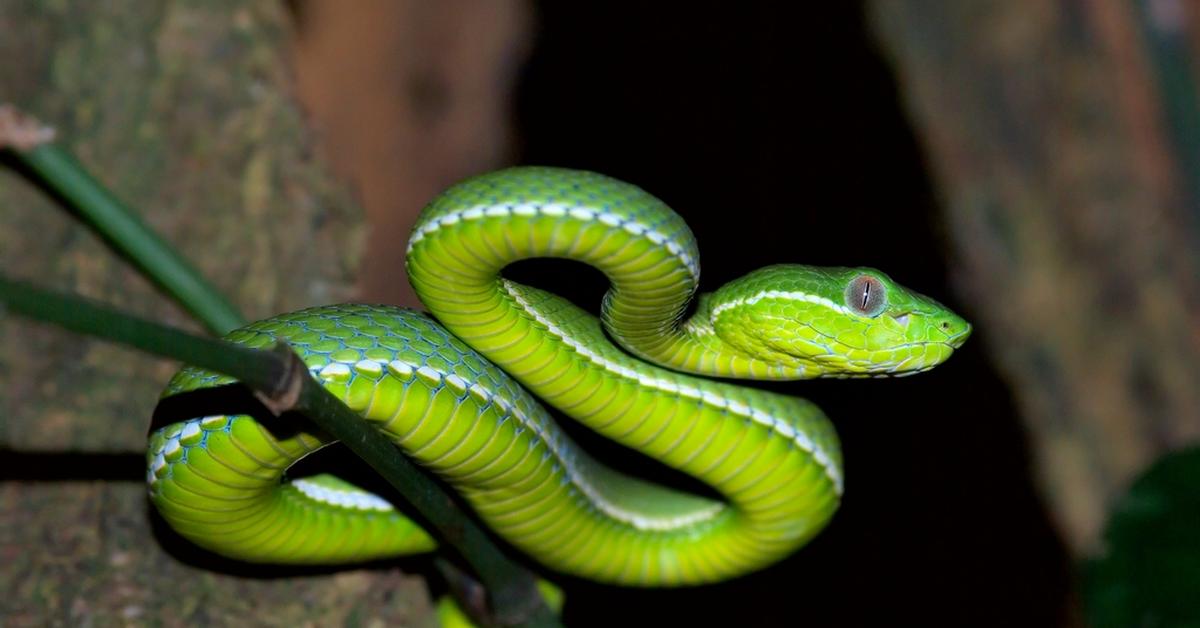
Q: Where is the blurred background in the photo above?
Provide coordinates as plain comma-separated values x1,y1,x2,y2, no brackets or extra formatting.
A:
3,1,1199,626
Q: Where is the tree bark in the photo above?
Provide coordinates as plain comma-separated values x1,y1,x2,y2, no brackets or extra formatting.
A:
291,0,530,307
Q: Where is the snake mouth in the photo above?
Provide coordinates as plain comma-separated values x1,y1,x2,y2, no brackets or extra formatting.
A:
942,322,973,349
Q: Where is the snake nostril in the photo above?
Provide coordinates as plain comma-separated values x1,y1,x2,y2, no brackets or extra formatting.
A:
941,319,973,347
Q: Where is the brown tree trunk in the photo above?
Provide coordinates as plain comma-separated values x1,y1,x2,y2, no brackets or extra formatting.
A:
868,0,1200,552
292,0,530,307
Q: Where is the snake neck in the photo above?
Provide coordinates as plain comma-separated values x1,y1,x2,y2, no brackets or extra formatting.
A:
607,290,811,380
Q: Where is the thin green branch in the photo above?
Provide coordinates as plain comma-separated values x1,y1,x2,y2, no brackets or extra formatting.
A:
0,119,244,335
0,275,559,628
0,274,279,390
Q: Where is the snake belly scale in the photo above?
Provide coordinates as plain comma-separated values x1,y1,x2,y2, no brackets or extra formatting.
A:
147,167,970,585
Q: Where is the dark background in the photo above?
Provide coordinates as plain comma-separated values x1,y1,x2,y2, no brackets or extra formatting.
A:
512,3,1068,626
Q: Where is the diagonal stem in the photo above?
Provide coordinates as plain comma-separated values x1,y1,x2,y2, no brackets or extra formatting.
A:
1,108,244,335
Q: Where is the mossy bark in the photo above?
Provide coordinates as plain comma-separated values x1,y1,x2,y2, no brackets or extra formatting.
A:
0,2,433,624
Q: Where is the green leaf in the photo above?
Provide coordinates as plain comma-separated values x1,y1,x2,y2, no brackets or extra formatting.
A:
1085,447,1200,628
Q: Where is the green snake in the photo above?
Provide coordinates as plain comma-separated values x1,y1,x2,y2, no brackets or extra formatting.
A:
147,167,970,586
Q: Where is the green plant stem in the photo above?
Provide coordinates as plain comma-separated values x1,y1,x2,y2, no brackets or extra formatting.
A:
6,144,245,335
0,275,559,628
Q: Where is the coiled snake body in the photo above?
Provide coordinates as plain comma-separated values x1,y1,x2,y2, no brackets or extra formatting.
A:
147,167,970,585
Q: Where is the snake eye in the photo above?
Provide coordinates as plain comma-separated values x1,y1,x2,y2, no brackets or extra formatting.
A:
845,275,887,317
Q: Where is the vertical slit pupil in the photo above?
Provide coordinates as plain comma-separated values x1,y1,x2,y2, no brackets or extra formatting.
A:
846,275,885,315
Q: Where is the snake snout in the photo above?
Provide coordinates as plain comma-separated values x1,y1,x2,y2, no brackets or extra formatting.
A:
936,315,972,348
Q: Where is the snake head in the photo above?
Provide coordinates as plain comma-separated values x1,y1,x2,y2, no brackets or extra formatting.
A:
710,265,971,377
